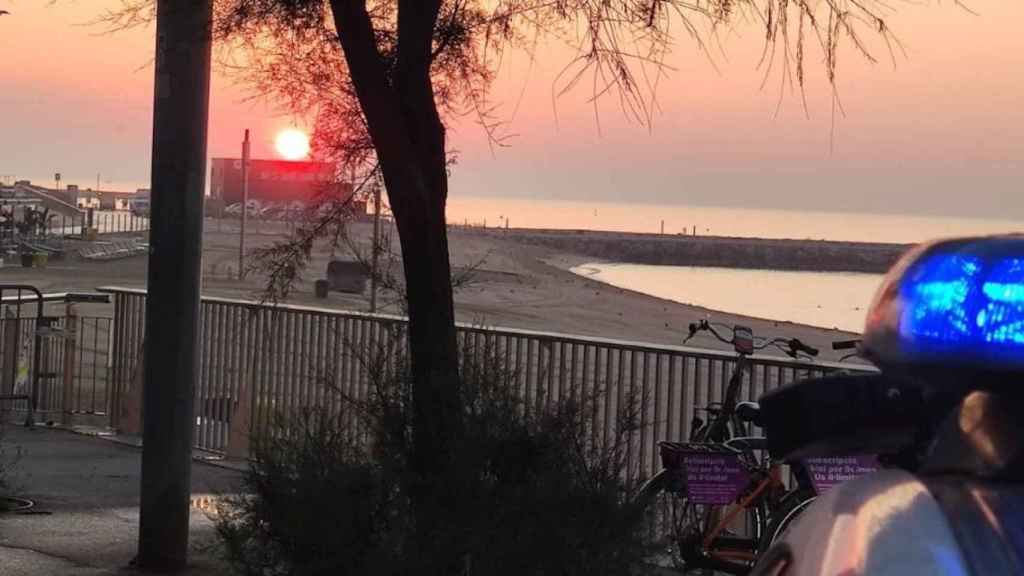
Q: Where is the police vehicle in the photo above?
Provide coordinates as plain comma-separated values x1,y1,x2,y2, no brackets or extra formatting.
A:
753,235,1024,575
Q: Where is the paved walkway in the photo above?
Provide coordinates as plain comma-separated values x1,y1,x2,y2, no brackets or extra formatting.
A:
0,425,691,575
0,425,242,575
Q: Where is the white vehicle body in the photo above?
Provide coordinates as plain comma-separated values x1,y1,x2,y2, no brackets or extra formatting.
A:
768,470,970,575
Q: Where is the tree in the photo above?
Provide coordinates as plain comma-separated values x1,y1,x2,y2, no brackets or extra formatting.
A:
108,0,896,572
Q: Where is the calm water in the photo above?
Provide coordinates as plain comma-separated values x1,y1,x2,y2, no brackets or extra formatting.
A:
573,263,885,332
450,196,1021,330
447,196,1022,244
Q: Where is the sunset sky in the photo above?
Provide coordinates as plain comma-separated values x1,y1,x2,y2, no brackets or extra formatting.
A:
1,1,1021,219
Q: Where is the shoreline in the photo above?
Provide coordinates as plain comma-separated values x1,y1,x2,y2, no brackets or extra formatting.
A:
561,258,878,334
457,227,911,274
445,231,865,361
556,257,839,333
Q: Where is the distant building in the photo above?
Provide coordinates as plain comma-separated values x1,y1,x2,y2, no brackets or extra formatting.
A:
64,185,101,209
59,185,144,211
0,184,44,209
130,189,151,215
4,181,80,216
210,158,338,205
103,194,133,211
2,179,152,215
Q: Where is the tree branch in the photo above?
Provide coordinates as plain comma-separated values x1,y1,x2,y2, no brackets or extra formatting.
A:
329,3,406,172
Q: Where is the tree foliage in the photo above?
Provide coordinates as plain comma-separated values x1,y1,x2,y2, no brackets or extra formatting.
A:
106,0,898,197
104,0,902,308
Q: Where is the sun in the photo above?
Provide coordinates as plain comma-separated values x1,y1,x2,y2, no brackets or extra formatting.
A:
275,128,310,160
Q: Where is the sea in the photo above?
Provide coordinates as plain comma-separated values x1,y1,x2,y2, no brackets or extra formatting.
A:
446,196,1024,333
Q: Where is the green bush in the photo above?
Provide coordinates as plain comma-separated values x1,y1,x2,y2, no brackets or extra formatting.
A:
216,342,646,576
216,410,403,575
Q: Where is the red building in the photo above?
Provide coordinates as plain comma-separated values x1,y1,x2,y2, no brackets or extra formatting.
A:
209,157,339,204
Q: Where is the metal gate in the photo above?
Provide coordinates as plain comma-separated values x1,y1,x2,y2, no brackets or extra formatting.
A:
0,285,53,426
1,286,113,427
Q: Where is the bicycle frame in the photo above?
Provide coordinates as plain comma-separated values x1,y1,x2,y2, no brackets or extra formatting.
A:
698,463,784,565
699,353,751,443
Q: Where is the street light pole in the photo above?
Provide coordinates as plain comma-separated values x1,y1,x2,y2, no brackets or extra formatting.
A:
369,182,381,313
239,129,250,279
136,0,213,570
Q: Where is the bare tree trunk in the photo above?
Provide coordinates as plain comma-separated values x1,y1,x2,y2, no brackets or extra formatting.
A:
390,167,464,573
331,1,464,573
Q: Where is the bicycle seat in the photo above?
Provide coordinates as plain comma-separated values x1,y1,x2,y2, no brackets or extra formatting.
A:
736,401,761,425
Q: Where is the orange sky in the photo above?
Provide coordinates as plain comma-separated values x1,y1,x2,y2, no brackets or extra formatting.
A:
1,1,1021,218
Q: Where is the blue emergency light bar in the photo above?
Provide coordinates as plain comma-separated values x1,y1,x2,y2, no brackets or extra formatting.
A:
863,236,1024,370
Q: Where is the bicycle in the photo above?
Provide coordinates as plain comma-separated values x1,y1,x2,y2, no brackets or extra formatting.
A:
636,321,818,574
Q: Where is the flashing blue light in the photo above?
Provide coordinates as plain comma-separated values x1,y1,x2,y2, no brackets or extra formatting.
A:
983,258,1024,304
898,245,1024,357
983,283,1024,304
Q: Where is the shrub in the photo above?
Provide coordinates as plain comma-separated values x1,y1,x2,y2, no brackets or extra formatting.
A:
216,409,404,575
216,340,647,576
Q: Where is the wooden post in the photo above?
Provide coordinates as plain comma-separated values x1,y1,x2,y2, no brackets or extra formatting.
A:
61,304,78,427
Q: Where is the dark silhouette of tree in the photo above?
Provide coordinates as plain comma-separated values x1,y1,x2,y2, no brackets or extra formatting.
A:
106,1,897,572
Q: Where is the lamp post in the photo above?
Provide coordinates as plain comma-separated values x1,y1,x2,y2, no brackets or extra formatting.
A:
238,129,250,279
369,182,381,313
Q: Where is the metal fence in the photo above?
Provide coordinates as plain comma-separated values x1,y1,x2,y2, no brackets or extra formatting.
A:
0,313,113,423
43,213,86,237
37,210,150,237
102,287,874,477
92,210,150,235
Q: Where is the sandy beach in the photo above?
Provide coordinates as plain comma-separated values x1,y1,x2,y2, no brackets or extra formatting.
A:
0,220,871,362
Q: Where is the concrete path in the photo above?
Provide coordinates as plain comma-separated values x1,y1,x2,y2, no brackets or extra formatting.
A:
0,425,242,575
0,425,697,575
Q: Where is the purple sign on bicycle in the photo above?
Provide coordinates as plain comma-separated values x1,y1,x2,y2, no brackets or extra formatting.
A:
805,455,879,495
682,453,749,505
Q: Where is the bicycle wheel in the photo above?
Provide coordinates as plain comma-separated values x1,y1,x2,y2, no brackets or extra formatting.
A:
637,470,767,573
759,488,816,555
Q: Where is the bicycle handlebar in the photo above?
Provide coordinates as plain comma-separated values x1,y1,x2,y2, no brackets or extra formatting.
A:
789,338,819,357
685,321,819,359
687,320,733,346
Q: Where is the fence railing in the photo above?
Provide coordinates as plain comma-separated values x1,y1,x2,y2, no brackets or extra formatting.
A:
33,210,151,238
100,287,874,478
91,210,150,235
0,314,112,423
